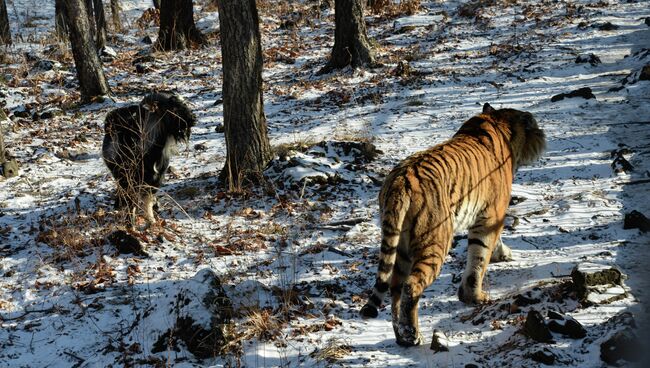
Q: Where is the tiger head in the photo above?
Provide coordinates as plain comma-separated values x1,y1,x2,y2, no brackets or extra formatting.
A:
482,103,546,169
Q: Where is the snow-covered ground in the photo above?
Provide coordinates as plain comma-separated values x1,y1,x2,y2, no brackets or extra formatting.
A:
1,0,649,367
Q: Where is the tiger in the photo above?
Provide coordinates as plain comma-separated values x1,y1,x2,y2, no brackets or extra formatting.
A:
359,103,546,347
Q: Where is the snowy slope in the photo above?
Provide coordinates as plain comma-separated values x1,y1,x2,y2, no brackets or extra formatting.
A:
1,0,649,367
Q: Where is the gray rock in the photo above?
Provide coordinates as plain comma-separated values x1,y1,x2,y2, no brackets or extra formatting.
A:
430,329,450,352
600,328,642,365
524,310,554,343
575,53,601,66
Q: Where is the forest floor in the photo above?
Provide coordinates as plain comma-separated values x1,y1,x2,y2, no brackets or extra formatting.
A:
1,0,650,367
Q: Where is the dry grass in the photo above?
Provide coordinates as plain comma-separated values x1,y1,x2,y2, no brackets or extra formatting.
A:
311,337,352,363
370,0,421,18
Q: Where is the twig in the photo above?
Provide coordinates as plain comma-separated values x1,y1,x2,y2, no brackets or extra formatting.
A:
327,245,352,258
0,306,60,321
520,237,539,249
158,189,193,221
63,350,85,365
616,179,650,186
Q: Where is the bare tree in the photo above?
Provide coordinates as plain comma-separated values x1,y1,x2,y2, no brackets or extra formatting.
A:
218,0,271,189
64,0,111,101
321,0,375,73
0,0,11,45
156,0,205,50
55,0,68,38
110,0,121,32
91,0,107,50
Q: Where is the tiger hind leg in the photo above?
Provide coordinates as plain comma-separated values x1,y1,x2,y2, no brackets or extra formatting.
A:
360,229,402,318
390,247,411,340
396,246,444,347
458,217,504,304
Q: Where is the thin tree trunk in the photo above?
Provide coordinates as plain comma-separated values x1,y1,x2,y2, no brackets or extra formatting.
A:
64,0,111,102
55,0,68,38
93,0,107,50
157,0,205,50
110,0,121,32
0,0,11,45
321,0,375,73
218,0,271,189
84,0,96,44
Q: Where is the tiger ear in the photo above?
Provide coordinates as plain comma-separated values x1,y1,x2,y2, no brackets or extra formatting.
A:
482,103,495,114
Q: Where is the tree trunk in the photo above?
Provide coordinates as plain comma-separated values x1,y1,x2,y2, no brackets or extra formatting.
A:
92,0,107,50
84,0,96,44
156,0,205,50
110,0,121,32
64,0,111,102
152,0,160,9
0,0,11,45
55,0,68,38
218,0,271,189
321,0,375,73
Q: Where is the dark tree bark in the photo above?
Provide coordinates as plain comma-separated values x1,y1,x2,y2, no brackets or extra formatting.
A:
152,0,160,9
218,0,271,189
64,0,111,102
0,0,11,45
321,0,375,73
55,0,68,38
84,0,96,43
92,0,107,50
156,0,205,50
110,0,121,32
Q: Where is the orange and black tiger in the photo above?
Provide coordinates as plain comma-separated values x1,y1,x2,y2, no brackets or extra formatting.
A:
360,103,546,346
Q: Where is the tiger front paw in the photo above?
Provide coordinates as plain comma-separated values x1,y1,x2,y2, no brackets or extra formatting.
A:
396,324,423,347
458,285,489,305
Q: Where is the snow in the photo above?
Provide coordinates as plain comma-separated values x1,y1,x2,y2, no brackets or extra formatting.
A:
1,0,650,367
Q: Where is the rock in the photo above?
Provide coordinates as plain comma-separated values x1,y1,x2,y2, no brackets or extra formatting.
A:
598,22,619,31
546,311,587,339
12,106,31,118
101,46,117,58
606,312,636,328
600,328,642,365
1,159,19,178
141,35,153,44
513,293,540,307
575,53,601,66
585,285,627,305
551,87,596,102
530,349,556,365
32,59,61,72
639,64,650,81
524,310,554,343
152,269,233,359
132,55,156,65
135,63,151,74
571,263,623,299
611,155,633,173
430,329,450,352
464,365,479,368
646,17,650,27
214,122,224,133
107,230,147,256
38,108,64,120
624,210,650,232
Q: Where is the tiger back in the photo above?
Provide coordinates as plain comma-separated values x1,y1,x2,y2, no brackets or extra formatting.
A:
360,103,546,347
